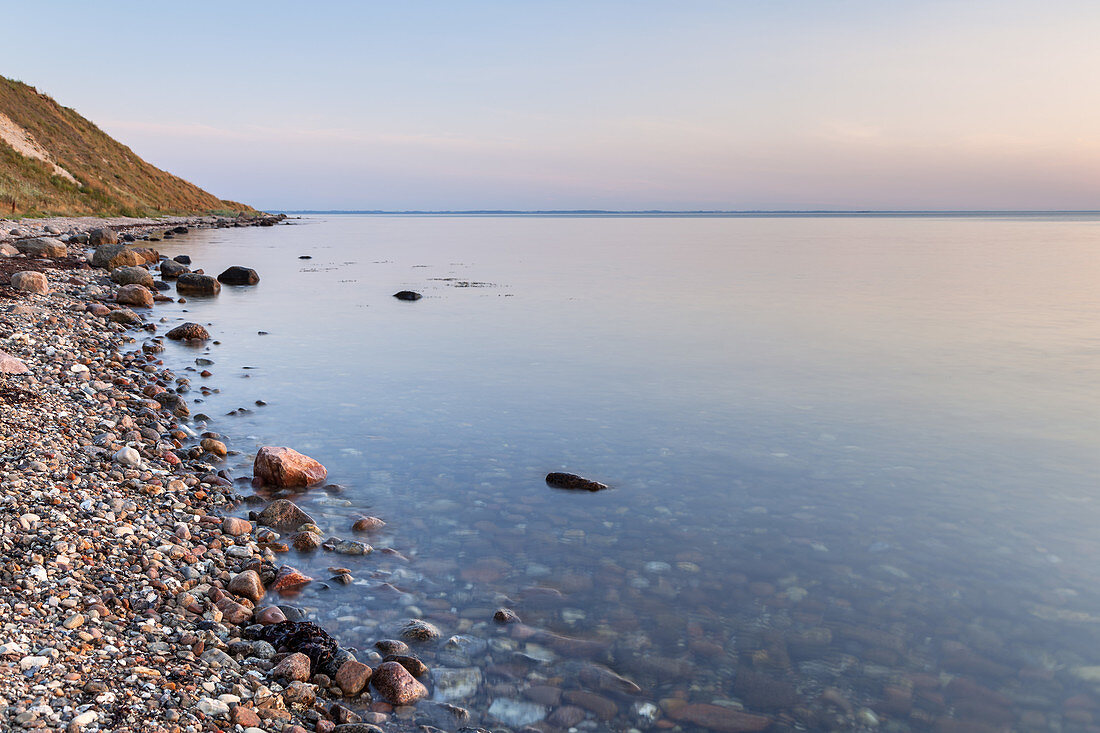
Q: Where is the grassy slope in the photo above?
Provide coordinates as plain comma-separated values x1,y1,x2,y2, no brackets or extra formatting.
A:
0,76,256,217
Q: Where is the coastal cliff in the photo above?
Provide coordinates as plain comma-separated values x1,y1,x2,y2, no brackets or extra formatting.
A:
0,76,253,218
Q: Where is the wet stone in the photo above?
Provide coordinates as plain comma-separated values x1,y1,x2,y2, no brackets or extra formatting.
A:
371,661,428,706
401,619,442,642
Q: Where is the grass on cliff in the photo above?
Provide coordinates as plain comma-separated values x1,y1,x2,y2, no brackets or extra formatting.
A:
0,76,257,218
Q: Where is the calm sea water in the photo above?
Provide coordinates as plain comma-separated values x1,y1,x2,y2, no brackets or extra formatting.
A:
154,214,1100,731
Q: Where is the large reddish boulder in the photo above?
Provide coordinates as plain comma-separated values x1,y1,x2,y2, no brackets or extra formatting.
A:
370,661,428,705
254,446,327,488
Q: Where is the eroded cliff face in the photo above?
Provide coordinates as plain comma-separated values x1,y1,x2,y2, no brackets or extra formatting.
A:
0,75,253,217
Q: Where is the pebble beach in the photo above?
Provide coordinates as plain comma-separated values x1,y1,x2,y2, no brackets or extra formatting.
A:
0,215,387,733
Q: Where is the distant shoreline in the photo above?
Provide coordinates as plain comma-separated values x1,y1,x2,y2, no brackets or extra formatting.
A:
275,209,1100,217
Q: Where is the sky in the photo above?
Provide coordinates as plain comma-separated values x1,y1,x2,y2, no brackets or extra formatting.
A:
2,0,1100,211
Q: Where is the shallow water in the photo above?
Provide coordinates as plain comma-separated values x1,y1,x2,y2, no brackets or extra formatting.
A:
153,214,1100,731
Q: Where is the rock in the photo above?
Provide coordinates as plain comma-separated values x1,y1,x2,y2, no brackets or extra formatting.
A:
384,655,428,678
0,349,28,374
393,290,422,301
563,690,617,720
15,237,67,258
71,710,96,727
201,437,227,456
283,680,317,707
335,659,373,695
375,639,409,656
0,242,18,257
159,259,190,279
110,265,154,287
271,652,312,682
115,284,154,307
487,698,547,727
196,697,230,717
432,667,482,702
546,472,609,491
668,703,772,732
222,516,252,536
113,447,141,467
494,608,520,624
401,619,442,641
292,531,322,551
107,308,140,325
92,244,142,270
218,266,260,285
216,595,254,625
352,516,386,532
255,606,287,625
166,322,210,341
131,246,160,263
332,539,371,555
548,706,586,727
88,227,118,246
11,271,48,294
232,706,261,727
256,499,316,530
229,570,265,602
176,272,221,296
173,254,191,264
370,661,428,705
254,446,327,488
271,565,313,594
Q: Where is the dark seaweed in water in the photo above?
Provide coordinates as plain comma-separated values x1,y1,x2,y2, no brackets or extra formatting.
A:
251,621,338,674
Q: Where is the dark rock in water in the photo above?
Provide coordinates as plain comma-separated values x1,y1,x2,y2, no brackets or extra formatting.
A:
160,259,189,279
176,272,221,296
670,704,772,732
166,322,210,341
732,668,801,710
546,472,609,492
401,619,442,641
383,654,428,677
374,639,409,656
120,232,135,242
173,254,191,265
218,265,260,285
299,255,312,259
251,621,338,675
173,225,189,234
153,280,170,291
279,605,307,622
393,290,422,301
494,608,520,624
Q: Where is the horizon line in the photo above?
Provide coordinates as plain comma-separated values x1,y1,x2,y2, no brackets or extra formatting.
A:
270,208,1100,216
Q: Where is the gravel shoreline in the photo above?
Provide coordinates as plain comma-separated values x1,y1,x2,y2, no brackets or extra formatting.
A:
0,217,387,733
0,215,283,246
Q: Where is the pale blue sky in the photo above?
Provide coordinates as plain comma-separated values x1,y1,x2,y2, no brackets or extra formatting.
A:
3,1,1099,210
